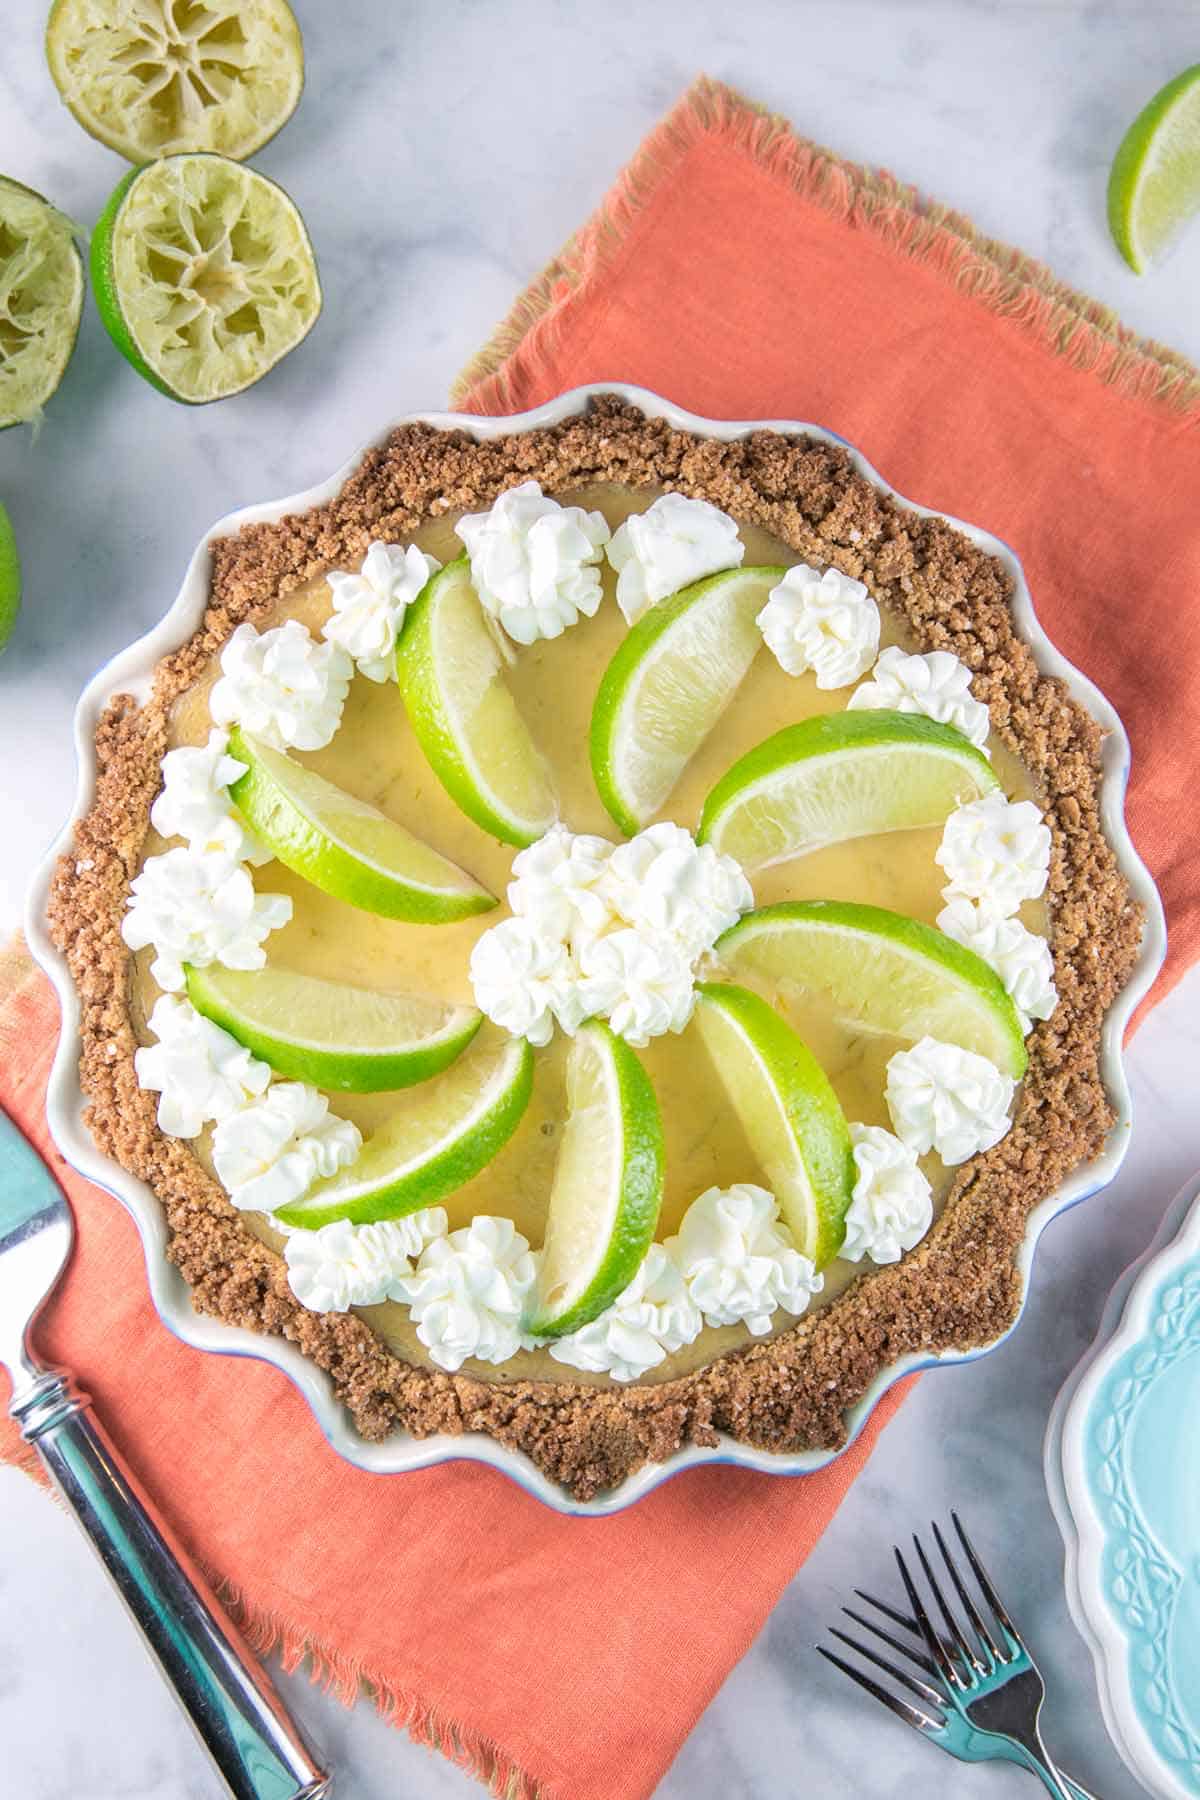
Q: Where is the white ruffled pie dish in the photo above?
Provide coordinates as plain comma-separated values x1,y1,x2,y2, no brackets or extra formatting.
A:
25,383,1167,1515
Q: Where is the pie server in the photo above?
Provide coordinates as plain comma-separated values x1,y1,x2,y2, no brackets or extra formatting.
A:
0,1105,332,1798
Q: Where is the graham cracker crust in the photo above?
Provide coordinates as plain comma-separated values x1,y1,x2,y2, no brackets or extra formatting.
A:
47,397,1142,1500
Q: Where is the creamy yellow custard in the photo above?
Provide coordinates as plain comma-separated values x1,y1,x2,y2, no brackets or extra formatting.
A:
131,485,1044,1387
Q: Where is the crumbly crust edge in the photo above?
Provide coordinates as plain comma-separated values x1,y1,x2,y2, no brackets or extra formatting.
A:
47,397,1143,1501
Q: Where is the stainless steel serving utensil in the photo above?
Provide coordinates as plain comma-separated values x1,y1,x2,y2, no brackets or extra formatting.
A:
0,1106,332,1799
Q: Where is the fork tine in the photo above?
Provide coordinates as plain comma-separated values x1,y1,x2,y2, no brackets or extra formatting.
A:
828,1626,946,1708
932,1518,1003,1665
855,1589,982,1679
855,1589,927,1640
914,1530,986,1675
951,1511,1019,1644
842,1604,940,1679
816,1645,943,1733
894,1542,962,1689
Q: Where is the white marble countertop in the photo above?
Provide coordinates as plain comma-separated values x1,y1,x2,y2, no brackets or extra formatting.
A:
2,2,1198,1796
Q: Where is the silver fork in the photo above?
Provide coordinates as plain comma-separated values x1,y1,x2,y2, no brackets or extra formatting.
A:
0,1106,331,1798
818,1513,1097,1798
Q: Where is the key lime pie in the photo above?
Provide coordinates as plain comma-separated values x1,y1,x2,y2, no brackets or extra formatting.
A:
49,398,1142,1498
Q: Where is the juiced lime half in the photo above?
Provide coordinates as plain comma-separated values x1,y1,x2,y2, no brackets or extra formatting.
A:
1108,64,1200,273
0,503,19,654
698,710,998,870
590,565,786,835
46,0,304,165
0,176,84,430
185,962,482,1093
525,1021,665,1338
397,558,558,848
90,153,320,403
717,900,1027,1079
692,982,855,1267
227,727,496,922
276,1029,533,1228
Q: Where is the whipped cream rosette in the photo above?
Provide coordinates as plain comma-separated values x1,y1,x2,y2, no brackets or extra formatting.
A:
468,916,580,1048
848,646,991,749
507,823,615,942
122,846,292,994
151,728,270,864
937,896,1057,1032
210,619,351,752
843,1125,934,1264
391,1216,539,1372
577,927,696,1048
885,1037,1015,1167
756,562,880,687
135,994,271,1138
607,491,744,624
455,480,610,646
469,821,753,1051
602,821,753,960
323,541,440,681
667,1184,822,1334
937,793,1051,914
211,1083,361,1215
284,1210,448,1313
547,1244,702,1382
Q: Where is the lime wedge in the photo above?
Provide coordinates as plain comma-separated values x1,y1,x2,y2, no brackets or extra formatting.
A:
693,982,855,1267
397,557,557,848
525,1021,665,1337
227,726,496,922
90,153,320,404
46,0,304,165
1108,64,1200,272
276,1028,533,1228
185,962,482,1093
590,565,785,835
0,503,19,654
698,710,998,870
0,176,84,430
717,900,1027,1079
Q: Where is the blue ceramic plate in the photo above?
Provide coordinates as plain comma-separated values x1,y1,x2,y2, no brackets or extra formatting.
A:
1047,1172,1200,1799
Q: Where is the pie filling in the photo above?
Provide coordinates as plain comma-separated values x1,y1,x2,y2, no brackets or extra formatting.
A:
126,481,1049,1387
48,401,1140,1498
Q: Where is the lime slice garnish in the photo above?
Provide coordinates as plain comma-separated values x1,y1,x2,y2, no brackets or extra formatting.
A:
0,503,19,654
0,176,84,430
46,0,304,166
698,710,999,871
589,564,786,835
185,961,482,1093
525,1020,665,1337
276,1028,534,1228
717,900,1027,1079
1108,64,1200,273
90,153,320,404
396,557,557,848
693,982,855,1267
227,726,496,922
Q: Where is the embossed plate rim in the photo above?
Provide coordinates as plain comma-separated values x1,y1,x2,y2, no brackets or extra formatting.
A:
1046,1171,1200,1800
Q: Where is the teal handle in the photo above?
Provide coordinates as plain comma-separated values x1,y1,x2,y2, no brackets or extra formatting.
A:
13,1369,330,1800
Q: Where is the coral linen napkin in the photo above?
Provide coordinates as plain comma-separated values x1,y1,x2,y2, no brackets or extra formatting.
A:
3,74,1197,1800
